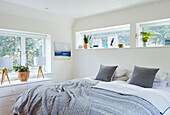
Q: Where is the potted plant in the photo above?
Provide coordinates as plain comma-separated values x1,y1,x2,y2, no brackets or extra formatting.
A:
83,34,92,49
140,32,155,47
13,66,30,82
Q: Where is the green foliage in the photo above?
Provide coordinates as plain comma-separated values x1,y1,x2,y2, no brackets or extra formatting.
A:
143,25,170,45
117,30,130,45
0,35,43,74
83,34,92,43
25,37,43,68
13,66,29,72
0,35,20,74
140,31,156,42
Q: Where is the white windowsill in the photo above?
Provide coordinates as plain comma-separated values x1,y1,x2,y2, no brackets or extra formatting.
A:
0,72,53,82
75,46,170,50
75,46,130,50
136,46,170,49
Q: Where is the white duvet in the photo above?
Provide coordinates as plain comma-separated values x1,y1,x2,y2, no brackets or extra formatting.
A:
92,81,170,114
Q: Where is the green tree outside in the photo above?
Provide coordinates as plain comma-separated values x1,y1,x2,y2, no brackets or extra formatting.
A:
143,25,170,45
0,35,20,74
0,35,43,74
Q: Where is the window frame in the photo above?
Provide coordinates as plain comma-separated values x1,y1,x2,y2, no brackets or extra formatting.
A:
0,28,50,77
22,36,45,70
136,18,170,47
75,24,130,49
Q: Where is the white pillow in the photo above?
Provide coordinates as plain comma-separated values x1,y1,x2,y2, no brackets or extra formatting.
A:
114,69,128,77
127,73,132,82
112,76,129,81
153,81,169,88
154,72,168,82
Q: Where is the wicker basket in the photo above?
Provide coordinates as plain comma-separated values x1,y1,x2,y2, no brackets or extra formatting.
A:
18,71,30,82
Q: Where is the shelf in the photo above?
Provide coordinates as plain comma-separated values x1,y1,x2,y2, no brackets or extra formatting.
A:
0,72,53,82
75,46,170,51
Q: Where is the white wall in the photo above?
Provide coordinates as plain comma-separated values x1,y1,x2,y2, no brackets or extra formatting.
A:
73,0,170,82
0,12,74,82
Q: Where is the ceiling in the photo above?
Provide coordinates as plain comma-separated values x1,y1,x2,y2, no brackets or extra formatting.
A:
1,0,160,19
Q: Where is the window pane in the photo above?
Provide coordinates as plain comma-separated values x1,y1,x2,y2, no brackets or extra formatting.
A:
0,35,21,74
79,26,130,49
25,37,43,72
142,25,170,46
87,30,130,48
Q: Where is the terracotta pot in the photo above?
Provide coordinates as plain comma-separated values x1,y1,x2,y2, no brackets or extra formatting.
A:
84,43,89,49
18,71,30,82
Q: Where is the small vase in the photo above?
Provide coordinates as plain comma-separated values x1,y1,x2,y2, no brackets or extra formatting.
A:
143,42,148,47
18,71,30,82
84,43,89,49
118,44,125,48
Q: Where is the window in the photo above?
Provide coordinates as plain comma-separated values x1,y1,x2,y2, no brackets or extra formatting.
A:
0,35,20,74
0,29,50,74
137,19,170,47
75,24,130,49
26,37,44,72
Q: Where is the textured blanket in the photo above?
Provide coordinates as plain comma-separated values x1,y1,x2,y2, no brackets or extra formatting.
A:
13,79,161,115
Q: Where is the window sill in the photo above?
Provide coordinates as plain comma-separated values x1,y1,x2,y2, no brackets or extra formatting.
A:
0,72,53,82
136,46,170,49
75,46,130,50
75,46,170,50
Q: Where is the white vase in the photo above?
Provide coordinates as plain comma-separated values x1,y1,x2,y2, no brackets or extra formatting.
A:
143,42,148,47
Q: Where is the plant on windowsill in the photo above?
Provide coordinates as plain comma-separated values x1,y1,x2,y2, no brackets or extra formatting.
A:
140,32,156,47
13,66,30,82
83,34,92,49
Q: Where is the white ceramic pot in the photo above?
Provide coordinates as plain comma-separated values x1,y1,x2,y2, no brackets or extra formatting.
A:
143,42,148,47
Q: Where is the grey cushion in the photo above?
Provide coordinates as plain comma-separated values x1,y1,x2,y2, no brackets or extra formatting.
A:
95,65,118,82
129,66,159,88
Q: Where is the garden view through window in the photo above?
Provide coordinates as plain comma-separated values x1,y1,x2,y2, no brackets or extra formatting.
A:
138,19,170,47
77,24,130,49
0,29,46,74
0,35,20,74
26,37,43,72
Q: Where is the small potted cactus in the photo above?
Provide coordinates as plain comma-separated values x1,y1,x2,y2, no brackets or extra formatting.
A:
13,66,30,82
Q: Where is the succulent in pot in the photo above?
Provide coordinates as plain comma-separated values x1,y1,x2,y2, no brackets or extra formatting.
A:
13,66,30,82
83,34,92,49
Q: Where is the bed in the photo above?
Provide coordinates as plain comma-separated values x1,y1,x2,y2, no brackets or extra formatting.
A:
13,78,170,115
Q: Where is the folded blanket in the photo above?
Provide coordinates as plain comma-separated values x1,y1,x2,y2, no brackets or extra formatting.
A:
13,79,161,115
